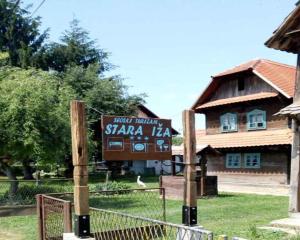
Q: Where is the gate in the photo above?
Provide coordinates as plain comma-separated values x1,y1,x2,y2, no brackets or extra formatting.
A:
37,194,72,240
37,188,213,240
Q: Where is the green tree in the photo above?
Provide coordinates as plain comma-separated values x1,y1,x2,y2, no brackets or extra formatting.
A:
172,136,183,146
0,14,146,179
34,19,110,73
0,67,75,181
62,64,145,168
0,0,48,67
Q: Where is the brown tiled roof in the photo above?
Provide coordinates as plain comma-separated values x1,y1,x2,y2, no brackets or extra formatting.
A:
254,59,295,98
214,59,295,98
196,129,292,148
196,92,278,110
137,104,179,135
192,59,296,110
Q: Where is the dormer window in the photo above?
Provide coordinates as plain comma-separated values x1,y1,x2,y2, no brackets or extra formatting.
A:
220,113,238,132
247,109,266,130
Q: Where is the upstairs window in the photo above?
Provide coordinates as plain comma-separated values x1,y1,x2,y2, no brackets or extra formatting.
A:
220,113,238,132
247,109,266,130
226,153,241,168
238,78,245,91
244,153,261,168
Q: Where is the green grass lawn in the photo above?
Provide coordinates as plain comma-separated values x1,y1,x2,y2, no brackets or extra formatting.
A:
166,194,289,239
0,215,36,240
0,176,295,239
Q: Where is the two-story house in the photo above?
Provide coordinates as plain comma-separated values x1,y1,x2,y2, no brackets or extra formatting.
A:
192,59,296,186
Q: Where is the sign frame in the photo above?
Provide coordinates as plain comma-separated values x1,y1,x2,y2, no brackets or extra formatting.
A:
101,115,173,161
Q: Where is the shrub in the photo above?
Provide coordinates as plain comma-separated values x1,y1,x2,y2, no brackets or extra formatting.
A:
93,181,130,192
2,185,57,205
0,182,73,206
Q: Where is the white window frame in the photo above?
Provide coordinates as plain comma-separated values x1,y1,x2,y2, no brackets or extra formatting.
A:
244,153,261,169
220,113,238,133
226,153,241,168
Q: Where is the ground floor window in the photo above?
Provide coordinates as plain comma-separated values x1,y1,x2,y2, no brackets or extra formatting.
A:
244,153,261,168
225,152,261,169
226,153,241,168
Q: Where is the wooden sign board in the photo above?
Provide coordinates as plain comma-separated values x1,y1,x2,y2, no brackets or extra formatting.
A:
102,116,172,161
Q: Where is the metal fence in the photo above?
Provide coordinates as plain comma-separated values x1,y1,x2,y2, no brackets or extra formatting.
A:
38,189,214,240
90,208,213,240
37,194,72,240
0,179,73,206
50,188,165,221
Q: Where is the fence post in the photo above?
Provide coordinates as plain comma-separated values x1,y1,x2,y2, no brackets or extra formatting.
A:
162,188,166,221
64,201,72,233
36,194,44,240
182,110,197,226
71,100,90,238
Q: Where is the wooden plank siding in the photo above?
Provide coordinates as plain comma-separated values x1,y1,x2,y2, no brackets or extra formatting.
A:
197,72,293,186
209,74,276,101
204,98,290,135
206,150,290,185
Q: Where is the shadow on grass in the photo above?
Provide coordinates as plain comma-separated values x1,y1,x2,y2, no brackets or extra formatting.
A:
215,193,237,198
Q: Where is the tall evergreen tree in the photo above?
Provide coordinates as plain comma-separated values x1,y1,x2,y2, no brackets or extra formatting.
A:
0,0,48,67
34,19,111,73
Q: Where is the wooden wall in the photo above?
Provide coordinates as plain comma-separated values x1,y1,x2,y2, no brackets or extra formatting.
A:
207,151,289,185
205,98,289,135
210,74,276,101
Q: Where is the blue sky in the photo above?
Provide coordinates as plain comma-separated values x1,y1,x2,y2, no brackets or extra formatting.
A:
24,0,297,133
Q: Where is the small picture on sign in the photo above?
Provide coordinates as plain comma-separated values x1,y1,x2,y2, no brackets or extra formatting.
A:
155,139,170,152
131,142,148,153
107,137,124,151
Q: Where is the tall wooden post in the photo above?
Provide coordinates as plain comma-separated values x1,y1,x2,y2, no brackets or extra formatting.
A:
182,109,197,226
71,100,90,238
289,54,300,214
289,119,300,213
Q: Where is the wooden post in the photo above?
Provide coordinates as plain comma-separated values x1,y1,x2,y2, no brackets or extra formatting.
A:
71,100,90,237
36,194,43,240
63,201,73,233
200,154,207,196
289,119,300,213
289,54,300,214
182,109,197,226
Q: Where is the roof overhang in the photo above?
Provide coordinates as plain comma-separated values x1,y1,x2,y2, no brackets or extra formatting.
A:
196,92,278,111
265,4,300,53
275,101,300,120
196,129,292,148
172,144,220,156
